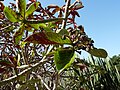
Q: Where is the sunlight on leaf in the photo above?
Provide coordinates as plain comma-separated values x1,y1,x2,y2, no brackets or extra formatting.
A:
4,7,19,22
17,0,26,17
25,2,40,18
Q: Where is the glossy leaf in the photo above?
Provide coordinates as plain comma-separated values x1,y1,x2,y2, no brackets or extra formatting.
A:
54,48,75,71
88,48,108,58
25,2,40,18
13,24,24,44
3,7,19,22
17,0,26,17
24,32,71,44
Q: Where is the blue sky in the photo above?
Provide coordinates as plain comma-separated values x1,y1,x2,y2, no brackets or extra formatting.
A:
3,0,120,57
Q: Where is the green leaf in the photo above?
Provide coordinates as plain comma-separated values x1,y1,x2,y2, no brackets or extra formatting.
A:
39,23,51,32
25,2,40,18
3,7,19,22
20,41,27,48
45,32,71,44
54,48,75,72
24,32,71,44
17,0,26,17
58,29,69,35
13,24,24,44
88,48,108,58
28,24,39,30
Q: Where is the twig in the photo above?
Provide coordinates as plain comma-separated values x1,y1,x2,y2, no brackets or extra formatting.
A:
61,0,71,29
0,45,54,86
32,72,51,90
0,56,49,86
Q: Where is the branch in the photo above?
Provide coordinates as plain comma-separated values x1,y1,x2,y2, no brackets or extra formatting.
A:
61,0,71,29
0,56,49,86
0,45,54,86
32,72,51,90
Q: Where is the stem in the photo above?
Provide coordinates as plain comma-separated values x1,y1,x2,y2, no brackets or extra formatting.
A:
61,0,71,29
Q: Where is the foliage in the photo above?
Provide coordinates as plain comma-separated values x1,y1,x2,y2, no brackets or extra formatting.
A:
0,0,117,90
111,54,120,72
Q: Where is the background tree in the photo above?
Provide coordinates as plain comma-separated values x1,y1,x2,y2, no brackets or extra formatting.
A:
111,54,120,72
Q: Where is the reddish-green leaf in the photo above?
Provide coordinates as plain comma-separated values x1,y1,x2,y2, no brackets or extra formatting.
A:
3,7,19,22
54,48,75,71
17,0,26,17
24,32,71,44
88,48,108,58
13,24,24,44
25,2,40,18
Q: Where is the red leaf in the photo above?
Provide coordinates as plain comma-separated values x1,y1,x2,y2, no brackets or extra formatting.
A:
70,10,80,18
0,2,5,11
52,7,60,15
24,32,58,44
29,0,36,2
47,4,59,10
24,32,71,44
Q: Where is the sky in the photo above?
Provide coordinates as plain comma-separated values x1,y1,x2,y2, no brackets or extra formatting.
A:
2,0,120,57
